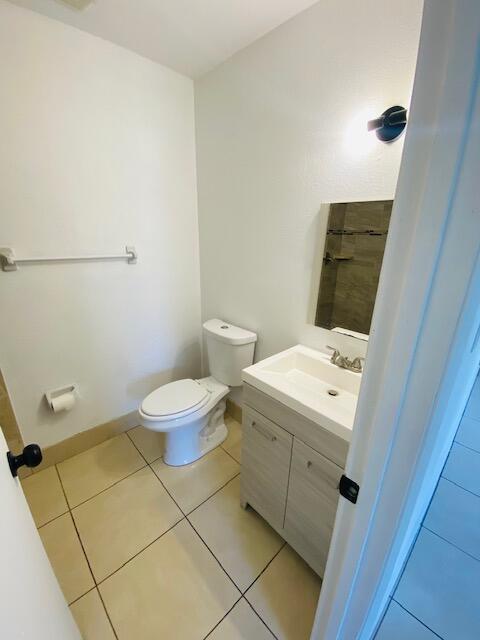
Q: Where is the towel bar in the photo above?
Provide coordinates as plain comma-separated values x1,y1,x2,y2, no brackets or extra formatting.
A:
0,246,137,272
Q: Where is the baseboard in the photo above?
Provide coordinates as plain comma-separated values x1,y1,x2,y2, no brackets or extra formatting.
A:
34,410,140,472
34,399,240,473
226,398,242,423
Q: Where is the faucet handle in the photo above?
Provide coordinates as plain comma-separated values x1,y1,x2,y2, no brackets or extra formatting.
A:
326,345,340,363
351,356,365,372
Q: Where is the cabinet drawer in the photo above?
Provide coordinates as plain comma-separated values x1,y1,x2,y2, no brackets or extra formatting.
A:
284,438,343,576
243,384,348,468
241,406,293,531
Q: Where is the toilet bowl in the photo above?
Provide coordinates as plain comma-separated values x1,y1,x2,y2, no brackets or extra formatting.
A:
138,319,257,466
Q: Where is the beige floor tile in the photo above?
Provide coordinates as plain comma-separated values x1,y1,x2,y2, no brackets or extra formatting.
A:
99,519,240,640
151,446,240,513
21,466,68,527
58,434,145,507
190,477,283,591
70,589,116,640
39,513,94,604
128,425,164,463
208,599,275,640
245,545,321,640
73,466,183,581
222,417,242,463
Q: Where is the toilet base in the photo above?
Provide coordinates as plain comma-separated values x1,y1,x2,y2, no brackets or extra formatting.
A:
161,398,228,466
163,423,228,467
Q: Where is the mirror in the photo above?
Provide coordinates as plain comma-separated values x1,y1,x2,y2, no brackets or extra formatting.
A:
312,200,393,337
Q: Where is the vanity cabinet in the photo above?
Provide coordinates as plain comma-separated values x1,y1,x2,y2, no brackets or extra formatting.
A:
241,406,292,531
284,439,344,574
241,384,347,577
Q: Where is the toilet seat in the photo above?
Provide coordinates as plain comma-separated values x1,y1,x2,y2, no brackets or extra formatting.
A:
141,379,209,419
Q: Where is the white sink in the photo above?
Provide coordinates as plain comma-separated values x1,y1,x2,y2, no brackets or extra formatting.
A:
242,344,361,442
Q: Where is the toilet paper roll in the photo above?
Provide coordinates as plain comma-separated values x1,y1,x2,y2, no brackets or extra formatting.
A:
50,392,75,413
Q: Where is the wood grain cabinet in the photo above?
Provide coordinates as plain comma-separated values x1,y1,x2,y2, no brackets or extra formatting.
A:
241,406,292,531
284,439,343,574
241,384,347,577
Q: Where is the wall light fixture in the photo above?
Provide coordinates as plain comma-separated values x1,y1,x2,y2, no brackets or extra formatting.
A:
367,105,408,142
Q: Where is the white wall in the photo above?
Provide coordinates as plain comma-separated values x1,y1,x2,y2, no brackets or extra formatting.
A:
0,2,201,447
195,0,423,401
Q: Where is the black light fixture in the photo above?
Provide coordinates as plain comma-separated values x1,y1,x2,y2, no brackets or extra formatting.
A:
367,105,407,142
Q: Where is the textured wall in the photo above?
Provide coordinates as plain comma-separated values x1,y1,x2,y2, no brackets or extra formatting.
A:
195,0,423,400
0,2,201,447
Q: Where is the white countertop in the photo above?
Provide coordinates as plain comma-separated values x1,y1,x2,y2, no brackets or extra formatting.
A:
242,344,361,442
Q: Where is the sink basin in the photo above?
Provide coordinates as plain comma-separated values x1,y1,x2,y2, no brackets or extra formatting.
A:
242,344,361,442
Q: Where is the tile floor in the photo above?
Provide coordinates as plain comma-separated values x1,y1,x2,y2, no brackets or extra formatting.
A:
21,414,321,640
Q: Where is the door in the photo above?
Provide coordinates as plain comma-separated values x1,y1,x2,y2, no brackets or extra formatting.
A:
284,439,343,577
312,1,480,638
241,406,292,531
0,430,81,639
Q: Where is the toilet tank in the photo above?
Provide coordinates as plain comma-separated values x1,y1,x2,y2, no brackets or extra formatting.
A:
203,319,257,387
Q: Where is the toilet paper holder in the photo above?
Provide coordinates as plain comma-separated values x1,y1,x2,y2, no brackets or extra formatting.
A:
45,384,77,413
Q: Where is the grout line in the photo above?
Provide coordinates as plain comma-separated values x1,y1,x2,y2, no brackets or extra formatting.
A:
129,418,241,510
68,585,96,606
36,508,70,530
37,464,148,530
185,472,241,516
95,586,119,640
187,493,285,600
76,428,244,588
392,599,443,639
125,429,151,464
440,474,480,499
95,516,185,586
146,466,187,517
53,463,109,640
221,444,242,465
184,518,242,595
124,431,190,514
44,436,239,525
68,585,119,640
243,596,280,640
46,431,288,640
422,524,480,564
62,463,148,511
56,445,243,592
243,542,287,596
202,595,243,639
55,466,97,586
450,440,480,456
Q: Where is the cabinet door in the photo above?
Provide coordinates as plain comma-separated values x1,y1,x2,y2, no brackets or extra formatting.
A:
284,438,343,576
241,406,293,531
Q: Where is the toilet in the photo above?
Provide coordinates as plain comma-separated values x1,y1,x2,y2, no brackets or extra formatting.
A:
138,319,257,466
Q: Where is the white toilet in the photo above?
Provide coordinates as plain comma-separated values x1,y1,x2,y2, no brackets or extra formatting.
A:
138,319,257,466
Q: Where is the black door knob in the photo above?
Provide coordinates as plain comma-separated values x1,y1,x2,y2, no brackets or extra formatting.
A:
7,444,43,477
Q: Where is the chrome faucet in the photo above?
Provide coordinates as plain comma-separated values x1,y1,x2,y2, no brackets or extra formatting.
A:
326,346,364,373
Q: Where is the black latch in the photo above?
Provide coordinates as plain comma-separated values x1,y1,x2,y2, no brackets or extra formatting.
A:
339,474,360,504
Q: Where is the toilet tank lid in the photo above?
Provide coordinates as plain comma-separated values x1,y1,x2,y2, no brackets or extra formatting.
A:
203,319,257,346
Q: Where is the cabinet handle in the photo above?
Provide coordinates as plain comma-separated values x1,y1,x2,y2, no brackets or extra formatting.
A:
251,421,277,442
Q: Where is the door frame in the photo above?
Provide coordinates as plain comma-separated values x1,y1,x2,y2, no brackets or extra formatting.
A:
311,1,480,638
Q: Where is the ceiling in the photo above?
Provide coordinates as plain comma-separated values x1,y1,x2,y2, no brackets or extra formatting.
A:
7,0,319,78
